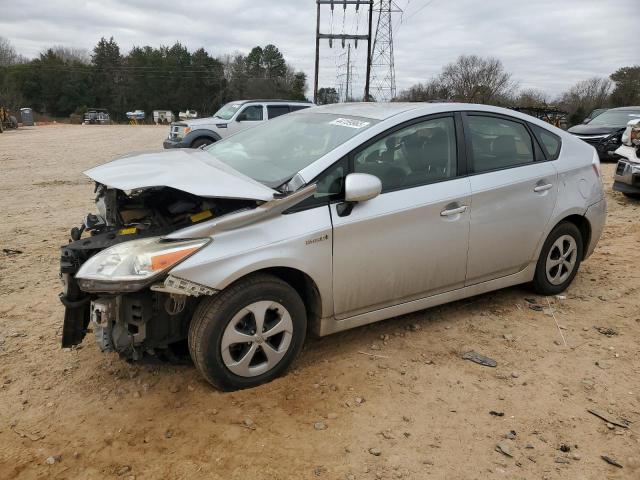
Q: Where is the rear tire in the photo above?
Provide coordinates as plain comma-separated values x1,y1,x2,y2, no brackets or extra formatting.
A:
191,138,213,149
623,192,640,199
531,222,583,295
188,274,307,391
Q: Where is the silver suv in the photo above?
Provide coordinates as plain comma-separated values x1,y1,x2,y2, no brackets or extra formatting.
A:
61,103,606,390
163,99,313,149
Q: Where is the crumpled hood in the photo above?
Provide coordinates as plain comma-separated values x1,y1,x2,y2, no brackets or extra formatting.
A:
84,149,277,201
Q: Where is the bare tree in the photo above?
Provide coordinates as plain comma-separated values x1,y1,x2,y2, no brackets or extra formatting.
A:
0,37,20,66
556,77,612,123
395,77,451,102
516,88,549,107
439,55,516,104
49,45,90,64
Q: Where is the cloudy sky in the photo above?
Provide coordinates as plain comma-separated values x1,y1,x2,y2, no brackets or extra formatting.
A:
1,0,637,99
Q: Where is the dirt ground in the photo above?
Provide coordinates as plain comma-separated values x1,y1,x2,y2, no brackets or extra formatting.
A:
0,124,639,480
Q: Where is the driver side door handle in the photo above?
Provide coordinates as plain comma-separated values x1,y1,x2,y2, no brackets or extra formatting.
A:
440,205,468,217
534,183,553,193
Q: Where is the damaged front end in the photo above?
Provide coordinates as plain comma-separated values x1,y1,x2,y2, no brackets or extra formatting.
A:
59,182,256,359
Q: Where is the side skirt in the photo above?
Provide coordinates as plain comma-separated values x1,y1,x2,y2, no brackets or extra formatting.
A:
316,263,536,336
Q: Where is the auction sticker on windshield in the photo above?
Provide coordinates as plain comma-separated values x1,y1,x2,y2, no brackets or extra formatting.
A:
329,118,371,129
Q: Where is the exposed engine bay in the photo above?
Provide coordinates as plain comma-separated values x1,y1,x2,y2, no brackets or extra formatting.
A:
59,183,257,358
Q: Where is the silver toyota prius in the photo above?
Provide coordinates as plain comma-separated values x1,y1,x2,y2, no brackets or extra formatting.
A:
60,103,606,390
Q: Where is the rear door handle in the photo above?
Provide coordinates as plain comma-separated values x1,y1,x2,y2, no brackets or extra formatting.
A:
534,183,553,192
440,205,468,217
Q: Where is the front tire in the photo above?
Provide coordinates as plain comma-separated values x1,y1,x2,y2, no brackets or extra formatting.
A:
191,138,213,149
532,222,583,295
188,274,307,391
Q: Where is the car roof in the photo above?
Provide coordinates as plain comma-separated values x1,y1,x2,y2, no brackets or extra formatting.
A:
307,102,550,121
235,99,314,105
310,102,425,120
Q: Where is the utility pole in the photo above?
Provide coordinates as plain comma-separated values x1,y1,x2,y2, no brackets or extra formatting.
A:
345,43,351,101
370,0,402,102
313,0,374,103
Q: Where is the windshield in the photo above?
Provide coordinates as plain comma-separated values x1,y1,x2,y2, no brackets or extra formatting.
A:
213,102,242,120
590,109,640,127
204,113,378,187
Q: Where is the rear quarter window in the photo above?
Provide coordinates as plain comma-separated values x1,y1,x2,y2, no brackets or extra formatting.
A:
531,125,562,160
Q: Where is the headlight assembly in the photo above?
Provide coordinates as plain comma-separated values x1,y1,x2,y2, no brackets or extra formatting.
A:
76,237,209,292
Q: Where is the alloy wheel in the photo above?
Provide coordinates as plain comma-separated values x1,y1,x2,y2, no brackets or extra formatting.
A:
545,234,578,286
220,301,293,377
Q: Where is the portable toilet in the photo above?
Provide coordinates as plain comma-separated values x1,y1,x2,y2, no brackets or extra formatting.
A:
20,108,34,126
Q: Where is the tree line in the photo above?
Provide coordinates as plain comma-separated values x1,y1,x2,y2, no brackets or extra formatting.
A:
2,35,638,126
394,55,640,126
0,37,308,121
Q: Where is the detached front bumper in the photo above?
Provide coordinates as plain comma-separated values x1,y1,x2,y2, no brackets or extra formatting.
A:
613,147,640,194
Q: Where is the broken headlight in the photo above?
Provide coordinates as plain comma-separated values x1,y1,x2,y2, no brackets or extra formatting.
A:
75,236,210,292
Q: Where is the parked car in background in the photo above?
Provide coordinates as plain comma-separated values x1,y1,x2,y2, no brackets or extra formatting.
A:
84,109,111,125
613,118,640,197
179,109,198,120
568,106,640,161
583,108,608,124
153,110,174,124
61,102,605,390
126,110,146,121
163,99,314,149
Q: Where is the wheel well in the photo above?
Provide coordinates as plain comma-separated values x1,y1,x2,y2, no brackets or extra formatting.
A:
253,267,322,333
558,214,591,259
190,136,216,147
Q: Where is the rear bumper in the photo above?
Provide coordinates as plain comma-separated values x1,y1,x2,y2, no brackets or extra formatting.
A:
584,197,606,259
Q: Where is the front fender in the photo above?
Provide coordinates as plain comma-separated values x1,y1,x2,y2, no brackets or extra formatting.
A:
169,205,334,318
183,129,221,146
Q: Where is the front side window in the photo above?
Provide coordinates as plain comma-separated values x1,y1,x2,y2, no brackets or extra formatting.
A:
290,158,348,211
204,113,377,187
467,115,534,173
354,116,457,191
237,105,264,121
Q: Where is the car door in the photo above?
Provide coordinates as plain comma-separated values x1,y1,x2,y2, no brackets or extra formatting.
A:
463,113,558,285
227,104,265,136
331,114,471,319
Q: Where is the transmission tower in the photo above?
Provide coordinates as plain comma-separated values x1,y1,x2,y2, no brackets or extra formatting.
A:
314,0,374,103
370,0,402,102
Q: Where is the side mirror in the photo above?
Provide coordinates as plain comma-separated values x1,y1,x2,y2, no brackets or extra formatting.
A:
582,118,591,124
338,173,381,216
345,173,382,202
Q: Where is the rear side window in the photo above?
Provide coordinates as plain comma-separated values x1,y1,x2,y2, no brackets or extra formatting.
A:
267,105,290,119
466,115,534,173
531,125,562,160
